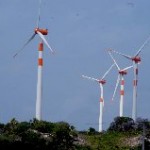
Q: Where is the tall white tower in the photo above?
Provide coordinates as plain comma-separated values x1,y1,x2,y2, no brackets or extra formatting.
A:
36,42,43,120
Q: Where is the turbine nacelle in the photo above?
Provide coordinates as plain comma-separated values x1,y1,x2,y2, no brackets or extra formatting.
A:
35,28,48,35
119,70,127,75
99,79,106,85
131,56,141,63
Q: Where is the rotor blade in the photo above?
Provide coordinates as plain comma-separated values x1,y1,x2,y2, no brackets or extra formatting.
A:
122,65,133,71
111,74,120,101
108,52,120,70
13,33,36,58
108,49,132,60
101,63,115,80
135,35,150,57
37,31,54,54
37,0,42,28
82,75,99,82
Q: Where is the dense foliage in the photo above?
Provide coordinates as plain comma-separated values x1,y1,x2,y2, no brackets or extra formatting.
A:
0,118,77,150
108,117,150,132
0,117,150,149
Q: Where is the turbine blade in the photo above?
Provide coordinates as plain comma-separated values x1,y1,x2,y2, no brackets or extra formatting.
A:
101,63,115,80
37,31,54,54
135,35,150,57
108,52,120,71
111,74,120,101
122,65,133,71
108,49,132,60
82,75,99,82
37,0,42,28
13,33,36,58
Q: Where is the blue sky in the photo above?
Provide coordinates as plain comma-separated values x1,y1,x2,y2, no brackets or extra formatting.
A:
0,0,150,131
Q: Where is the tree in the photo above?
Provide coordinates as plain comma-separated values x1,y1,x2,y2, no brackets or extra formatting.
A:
15,121,31,135
135,117,150,131
4,118,19,134
108,116,135,132
30,119,54,133
53,121,75,150
0,123,4,134
88,127,97,135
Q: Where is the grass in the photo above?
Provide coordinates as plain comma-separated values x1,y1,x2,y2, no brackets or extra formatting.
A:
78,131,141,150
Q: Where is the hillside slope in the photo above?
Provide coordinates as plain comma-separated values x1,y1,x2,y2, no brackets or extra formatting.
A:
0,117,150,149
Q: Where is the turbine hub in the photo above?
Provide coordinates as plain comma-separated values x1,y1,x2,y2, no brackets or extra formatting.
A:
119,70,127,75
132,56,141,63
35,28,48,35
99,80,106,84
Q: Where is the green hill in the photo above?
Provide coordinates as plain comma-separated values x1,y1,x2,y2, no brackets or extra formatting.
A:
0,117,150,149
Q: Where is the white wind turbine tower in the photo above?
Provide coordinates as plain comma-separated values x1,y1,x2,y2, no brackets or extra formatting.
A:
82,64,114,132
14,0,54,120
108,35,150,121
108,51,133,117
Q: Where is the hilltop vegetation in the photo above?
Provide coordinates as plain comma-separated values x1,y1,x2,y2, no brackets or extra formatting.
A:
0,117,150,149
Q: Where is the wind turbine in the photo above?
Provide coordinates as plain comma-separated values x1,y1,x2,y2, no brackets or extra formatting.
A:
108,51,133,117
108,35,150,121
82,64,114,132
14,0,54,120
